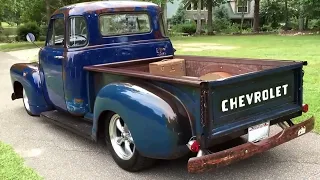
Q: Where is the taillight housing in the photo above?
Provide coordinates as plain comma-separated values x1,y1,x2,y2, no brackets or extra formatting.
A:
187,140,200,152
302,104,308,113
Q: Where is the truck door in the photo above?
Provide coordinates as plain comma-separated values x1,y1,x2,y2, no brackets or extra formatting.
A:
39,14,67,111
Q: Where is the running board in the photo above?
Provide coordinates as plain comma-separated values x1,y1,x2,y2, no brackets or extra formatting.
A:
40,110,94,141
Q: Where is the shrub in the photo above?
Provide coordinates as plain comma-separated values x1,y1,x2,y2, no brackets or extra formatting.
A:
40,25,48,36
310,19,320,30
39,36,46,41
171,22,196,35
180,22,196,35
3,28,11,38
261,24,274,32
288,19,299,30
16,22,41,41
0,36,16,43
242,28,253,34
0,36,5,42
171,24,183,33
226,23,241,34
212,6,233,33
213,18,232,32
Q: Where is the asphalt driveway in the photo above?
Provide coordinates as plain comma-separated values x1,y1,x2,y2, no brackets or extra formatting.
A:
0,50,320,180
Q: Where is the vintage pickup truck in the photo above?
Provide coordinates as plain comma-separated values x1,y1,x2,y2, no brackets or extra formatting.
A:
10,1,315,173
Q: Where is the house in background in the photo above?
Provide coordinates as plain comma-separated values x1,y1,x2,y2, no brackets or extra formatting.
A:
167,0,255,26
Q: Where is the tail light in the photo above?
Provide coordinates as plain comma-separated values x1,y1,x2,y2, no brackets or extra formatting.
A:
187,140,200,152
302,104,308,113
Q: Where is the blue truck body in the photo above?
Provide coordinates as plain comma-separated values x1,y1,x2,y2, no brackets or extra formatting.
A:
9,1,315,173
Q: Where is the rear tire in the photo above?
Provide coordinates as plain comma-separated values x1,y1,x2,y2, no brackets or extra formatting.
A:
104,112,155,172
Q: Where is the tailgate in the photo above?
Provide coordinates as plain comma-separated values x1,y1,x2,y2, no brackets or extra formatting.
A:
207,62,304,138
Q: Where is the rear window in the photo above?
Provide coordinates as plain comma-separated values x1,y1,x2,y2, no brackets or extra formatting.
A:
99,13,151,36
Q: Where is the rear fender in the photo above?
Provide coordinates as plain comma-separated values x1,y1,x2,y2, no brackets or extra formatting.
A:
10,63,52,115
92,81,192,159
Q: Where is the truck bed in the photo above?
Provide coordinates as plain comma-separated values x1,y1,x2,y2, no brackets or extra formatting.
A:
84,55,301,86
84,55,306,147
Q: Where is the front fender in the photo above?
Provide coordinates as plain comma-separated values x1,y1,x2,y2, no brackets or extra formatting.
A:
10,63,52,115
92,81,192,159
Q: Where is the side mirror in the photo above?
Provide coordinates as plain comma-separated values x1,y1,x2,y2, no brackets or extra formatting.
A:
26,33,36,43
26,33,42,50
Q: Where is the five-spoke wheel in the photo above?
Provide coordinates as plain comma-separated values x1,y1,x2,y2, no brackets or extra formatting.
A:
105,112,155,172
109,114,135,160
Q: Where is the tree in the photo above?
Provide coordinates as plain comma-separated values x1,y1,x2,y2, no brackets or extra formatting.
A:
289,0,320,30
260,0,286,28
284,0,289,30
206,0,226,35
235,0,251,33
182,0,226,35
196,0,202,34
253,0,260,32
0,0,23,25
21,0,47,25
207,0,213,34
171,3,186,25
46,0,51,24
161,0,169,32
182,0,202,34
141,0,174,32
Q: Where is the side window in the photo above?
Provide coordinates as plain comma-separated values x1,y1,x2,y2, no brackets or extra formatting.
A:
99,13,151,36
47,18,65,47
69,16,88,47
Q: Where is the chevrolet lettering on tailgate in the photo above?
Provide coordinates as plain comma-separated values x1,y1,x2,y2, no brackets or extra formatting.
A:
221,84,289,112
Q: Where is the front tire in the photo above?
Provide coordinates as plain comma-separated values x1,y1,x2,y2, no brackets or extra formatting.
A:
105,113,155,172
22,88,36,116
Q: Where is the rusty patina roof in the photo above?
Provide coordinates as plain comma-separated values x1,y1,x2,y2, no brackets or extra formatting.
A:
53,1,159,16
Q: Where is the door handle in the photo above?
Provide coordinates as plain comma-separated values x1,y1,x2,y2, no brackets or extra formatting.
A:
54,56,64,59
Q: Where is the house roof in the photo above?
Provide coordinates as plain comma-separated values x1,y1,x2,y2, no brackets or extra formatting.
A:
53,1,160,16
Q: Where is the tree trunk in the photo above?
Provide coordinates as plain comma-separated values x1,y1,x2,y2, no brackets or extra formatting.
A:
240,0,246,33
46,0,51,24
161,1,168,30
284,0,288,31
305,16,309,30
298,16,304,31
196,0,202,35
207,0,213,35
298,2,304,31
253,0,260,32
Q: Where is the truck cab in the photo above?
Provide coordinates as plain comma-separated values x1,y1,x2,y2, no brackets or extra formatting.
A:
12,1,173,116
9,1,315,174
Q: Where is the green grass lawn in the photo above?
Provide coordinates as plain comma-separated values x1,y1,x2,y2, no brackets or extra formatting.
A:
171,34,320,133
0,41,45,52
0,142,42,180
1,22,11,27
1,22,17,36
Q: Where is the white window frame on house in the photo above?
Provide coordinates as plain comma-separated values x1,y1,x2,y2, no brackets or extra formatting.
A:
236,0,249,13
185,1,207,11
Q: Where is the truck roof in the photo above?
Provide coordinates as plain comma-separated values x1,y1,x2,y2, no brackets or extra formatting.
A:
53,1,160,16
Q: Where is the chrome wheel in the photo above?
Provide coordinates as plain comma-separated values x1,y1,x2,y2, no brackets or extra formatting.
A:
109,114,135,160
23,89,30,112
